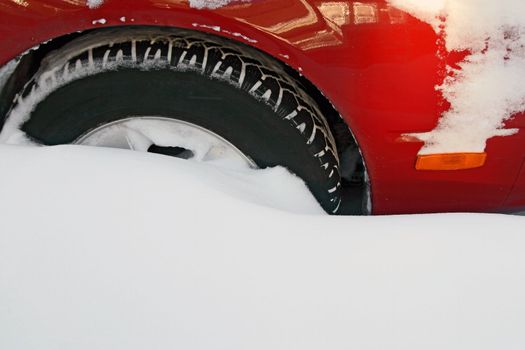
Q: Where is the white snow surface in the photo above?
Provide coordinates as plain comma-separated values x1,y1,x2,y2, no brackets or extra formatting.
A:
92,18,107,25
389,0,525,154
189,0,249,10
1,144,525,350
86,0,104,9
0,58,18,92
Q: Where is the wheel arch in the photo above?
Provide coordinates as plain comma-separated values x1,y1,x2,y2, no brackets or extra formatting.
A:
0,0,370,213
0,1,351,105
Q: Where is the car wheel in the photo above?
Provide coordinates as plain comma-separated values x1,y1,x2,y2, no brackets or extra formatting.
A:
1,28,342,214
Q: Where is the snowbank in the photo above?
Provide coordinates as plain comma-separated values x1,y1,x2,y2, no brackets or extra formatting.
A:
1,145,524,350
389,0,525,154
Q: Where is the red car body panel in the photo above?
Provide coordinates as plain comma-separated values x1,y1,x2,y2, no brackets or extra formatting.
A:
1,0,524,214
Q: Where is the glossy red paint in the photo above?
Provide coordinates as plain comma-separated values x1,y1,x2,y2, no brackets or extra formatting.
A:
1,0,524,214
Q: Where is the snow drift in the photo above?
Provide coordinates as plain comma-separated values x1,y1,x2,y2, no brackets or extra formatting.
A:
389,0,525,154
1,144,525,350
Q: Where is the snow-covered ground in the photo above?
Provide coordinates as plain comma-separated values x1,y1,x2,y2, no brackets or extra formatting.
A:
1,144,524,350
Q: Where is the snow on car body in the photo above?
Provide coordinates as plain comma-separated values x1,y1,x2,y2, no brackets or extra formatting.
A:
0,0,524,214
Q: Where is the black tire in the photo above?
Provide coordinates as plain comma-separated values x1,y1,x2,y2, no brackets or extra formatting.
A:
6,28,342,213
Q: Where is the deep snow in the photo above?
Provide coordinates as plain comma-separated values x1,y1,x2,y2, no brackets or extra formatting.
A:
1,144,525,350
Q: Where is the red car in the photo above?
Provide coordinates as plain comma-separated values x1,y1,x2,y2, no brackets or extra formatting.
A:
1,0,524,215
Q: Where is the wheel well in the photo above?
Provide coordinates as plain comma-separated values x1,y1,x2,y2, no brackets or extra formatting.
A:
281,64,369,215
0,26,368,215
0,30,88,128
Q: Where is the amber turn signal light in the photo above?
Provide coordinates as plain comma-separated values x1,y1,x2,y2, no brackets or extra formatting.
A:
416,153,487,171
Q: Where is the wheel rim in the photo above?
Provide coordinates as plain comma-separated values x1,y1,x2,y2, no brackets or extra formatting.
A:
74,117,257,169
